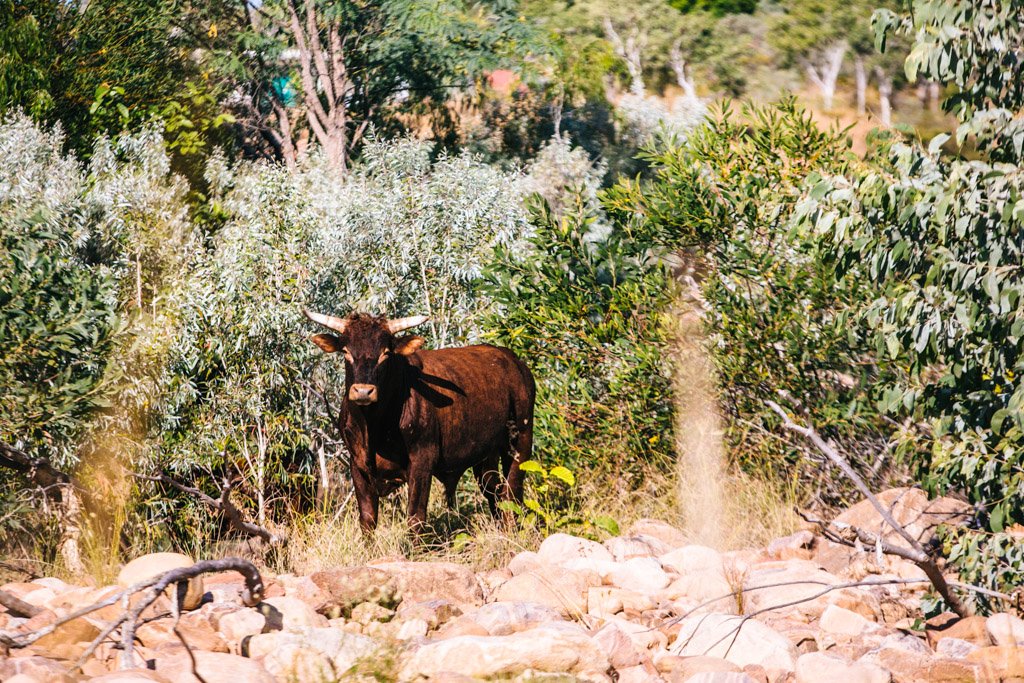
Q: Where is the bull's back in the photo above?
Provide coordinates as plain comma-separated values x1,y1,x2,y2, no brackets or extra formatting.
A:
411,345,533,462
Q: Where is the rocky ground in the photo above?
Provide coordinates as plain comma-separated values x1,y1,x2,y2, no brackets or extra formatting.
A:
1,487,1023,682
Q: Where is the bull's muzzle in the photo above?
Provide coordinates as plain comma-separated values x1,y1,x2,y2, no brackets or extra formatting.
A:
349,384,378,405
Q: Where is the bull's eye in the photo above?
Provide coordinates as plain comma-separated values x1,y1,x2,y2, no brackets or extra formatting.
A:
377,349,390,364
342,347,353,363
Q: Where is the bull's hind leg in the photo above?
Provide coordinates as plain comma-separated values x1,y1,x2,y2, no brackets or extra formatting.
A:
504,391,535,506
473,459,502,517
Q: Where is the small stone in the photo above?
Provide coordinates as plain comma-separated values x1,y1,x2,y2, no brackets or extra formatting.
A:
926,614,991,648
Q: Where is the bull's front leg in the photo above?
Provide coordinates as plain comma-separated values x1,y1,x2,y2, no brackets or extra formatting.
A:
405,445,438,536
351,462,379,533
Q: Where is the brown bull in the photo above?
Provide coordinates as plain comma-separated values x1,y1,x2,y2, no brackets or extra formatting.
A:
304,309,535,532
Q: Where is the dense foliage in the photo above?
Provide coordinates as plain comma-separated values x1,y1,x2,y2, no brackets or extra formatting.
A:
485,195,675,480
795,0,1024,605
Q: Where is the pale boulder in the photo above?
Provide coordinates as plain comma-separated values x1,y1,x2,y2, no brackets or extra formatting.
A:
467,601,563,635
592,622,644,669
154,652,275,683
671,613,797,674
81,671,170,682
605,534,671,561
214,607,266,642
686,673,760,683
371,561,484,607
538,533,614,564
795,652,890,683
628,519,688,549
490,565,598,617
309,566,399,617
399,622,610,681
117,553,204,611
986,612,1024,647
260,595,329,630
246,626,378,674
935,637,979,659
659,545,724,575
819,604,880,637
609,557,671,593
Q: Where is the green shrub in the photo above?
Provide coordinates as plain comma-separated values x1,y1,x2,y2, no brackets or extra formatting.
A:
484,194,675,482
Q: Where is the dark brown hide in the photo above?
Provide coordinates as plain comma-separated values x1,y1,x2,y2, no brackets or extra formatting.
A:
308,313,535,532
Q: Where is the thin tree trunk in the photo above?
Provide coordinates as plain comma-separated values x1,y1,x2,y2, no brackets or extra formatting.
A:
670,40,698,101
854,55,867,116
604,18,646,96
57,483,85,575
876,67,893,126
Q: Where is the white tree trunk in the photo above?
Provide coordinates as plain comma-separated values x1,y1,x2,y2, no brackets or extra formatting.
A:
805,42,848,112
670,40,699,101
58,483,85,576
876,67,893,126
604,17,646,96
854,55,867,116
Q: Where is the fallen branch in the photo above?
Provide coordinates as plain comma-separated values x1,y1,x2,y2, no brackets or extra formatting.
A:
132,472,286,547
0,557,264,663
0,589,43,618
766,400,968,616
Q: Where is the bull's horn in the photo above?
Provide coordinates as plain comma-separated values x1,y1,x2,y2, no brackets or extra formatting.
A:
386,315,429,334
303,307,350,334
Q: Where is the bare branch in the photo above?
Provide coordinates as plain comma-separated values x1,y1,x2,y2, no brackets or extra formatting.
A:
132,472,286,547
767,400,968,616
0,558,264,656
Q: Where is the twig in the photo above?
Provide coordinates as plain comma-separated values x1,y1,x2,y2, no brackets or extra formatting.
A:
766,399,968,616
132,472,286,546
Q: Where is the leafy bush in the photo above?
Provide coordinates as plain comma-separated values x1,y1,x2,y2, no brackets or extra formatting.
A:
484,194,675,483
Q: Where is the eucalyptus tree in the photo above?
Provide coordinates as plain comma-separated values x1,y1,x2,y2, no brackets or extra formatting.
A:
795,0,1024,607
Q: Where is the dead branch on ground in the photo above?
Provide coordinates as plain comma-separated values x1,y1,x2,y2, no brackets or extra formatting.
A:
766,399,968,616
0,557,264,669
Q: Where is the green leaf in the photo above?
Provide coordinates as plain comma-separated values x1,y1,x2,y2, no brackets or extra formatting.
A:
518,461,546,475
548,465,576,486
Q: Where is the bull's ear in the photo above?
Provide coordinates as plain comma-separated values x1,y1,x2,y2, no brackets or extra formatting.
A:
393,335,425,356
310,333,343,353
